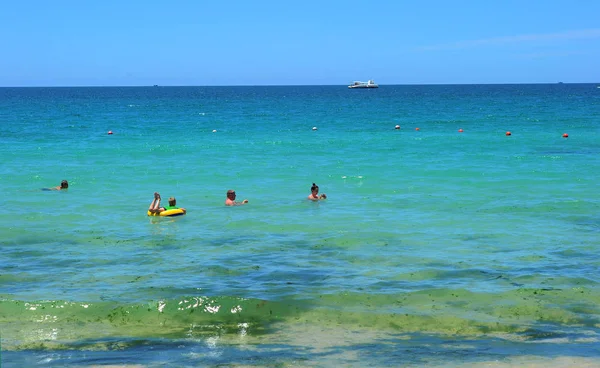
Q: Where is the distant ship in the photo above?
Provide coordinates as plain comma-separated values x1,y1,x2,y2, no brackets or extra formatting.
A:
348,80,379,89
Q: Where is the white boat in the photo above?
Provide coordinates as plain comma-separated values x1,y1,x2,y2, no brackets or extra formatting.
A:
348,80,379,89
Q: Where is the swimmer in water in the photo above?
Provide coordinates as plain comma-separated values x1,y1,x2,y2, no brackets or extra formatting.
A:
307,183,326,201
225,190,248,206
43,180,68,191
149,192,186,214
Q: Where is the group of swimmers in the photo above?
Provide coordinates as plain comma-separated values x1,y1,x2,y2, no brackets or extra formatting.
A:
149,183,326,215
47,180,326,216
151,183,326,214
147,189,251,214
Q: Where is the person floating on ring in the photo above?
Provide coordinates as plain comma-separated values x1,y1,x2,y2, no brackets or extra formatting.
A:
149,192,186,214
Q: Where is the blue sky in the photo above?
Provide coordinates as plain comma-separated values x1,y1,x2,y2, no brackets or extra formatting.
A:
1,1,599,86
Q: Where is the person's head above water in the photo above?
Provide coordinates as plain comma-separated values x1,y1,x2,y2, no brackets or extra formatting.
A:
308,183,326,200
168,197,176,206
60,180,68,189
225,189,248,205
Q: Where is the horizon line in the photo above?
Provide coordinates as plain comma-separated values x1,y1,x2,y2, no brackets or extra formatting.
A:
0,82,598,88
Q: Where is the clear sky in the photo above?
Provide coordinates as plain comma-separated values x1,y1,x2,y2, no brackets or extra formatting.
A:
1,0,599,86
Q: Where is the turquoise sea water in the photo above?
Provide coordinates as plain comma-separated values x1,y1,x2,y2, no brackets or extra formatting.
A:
1,84,599,367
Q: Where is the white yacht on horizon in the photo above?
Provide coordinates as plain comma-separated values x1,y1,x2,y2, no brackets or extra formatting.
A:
348,80,379,89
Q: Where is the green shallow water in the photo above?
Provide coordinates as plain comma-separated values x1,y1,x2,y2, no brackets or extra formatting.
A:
2,286,598,350
0,85,599,366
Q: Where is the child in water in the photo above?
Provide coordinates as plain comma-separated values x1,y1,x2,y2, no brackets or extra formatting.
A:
149,192,186,214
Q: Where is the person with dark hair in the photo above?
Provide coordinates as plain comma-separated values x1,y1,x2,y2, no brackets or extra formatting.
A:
225,190,248,206
43,180,68,191
149,192,186,214
308,183,327,201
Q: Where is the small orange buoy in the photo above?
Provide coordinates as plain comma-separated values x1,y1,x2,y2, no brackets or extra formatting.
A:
108,131,113,135
562,133,568,138
415,127,420,131
506,131,511,136
394,125,400,130
458,129,464,133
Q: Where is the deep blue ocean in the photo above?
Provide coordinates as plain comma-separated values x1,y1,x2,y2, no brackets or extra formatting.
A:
1,84,599,367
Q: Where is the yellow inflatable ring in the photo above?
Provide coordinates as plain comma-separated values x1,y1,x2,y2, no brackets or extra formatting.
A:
147,209,185,217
